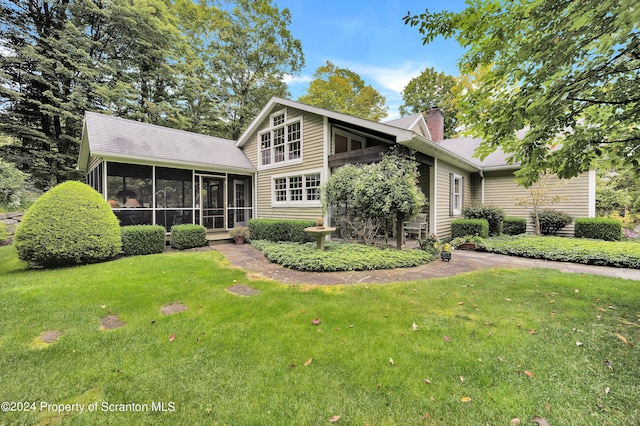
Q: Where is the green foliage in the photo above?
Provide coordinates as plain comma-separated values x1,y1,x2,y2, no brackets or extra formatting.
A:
451,218,489,239
121,225,166,256
462,203,505,236
14,181,121,268
229,226,250,238
596,187,630,216
169,224,207,250
251,240,433,272
450,235,486,250
574,218,623,241
248,219,315,243
400,67,459,138
502,217,527,236
0,159,38,210
405,1,640,185
298,61,388,121
535,209,574,236
484,235,640,269
417,233,440,255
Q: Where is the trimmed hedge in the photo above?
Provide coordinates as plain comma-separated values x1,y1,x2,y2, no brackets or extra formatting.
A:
14,181,121,268
121,225,166,256
503,217,527,236
536,209,573,235
248,218,315,243
451,218,489,239
170,224,207,250
463,204,505,236
251,240,433,272
484,235,640,269
574,217,623,241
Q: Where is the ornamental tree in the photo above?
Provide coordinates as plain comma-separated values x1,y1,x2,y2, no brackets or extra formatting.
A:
405,0,640,186
323,149,426,249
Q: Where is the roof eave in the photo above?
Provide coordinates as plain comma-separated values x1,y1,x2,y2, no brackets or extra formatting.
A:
399,135,480,172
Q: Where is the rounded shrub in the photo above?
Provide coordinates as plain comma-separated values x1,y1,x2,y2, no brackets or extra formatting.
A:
451,218,489,239
535,209,573,235
574,217,623,241
463,204,505,236
121,225,166,256
503,217,527,235
170,224,207,249
14,181,121,268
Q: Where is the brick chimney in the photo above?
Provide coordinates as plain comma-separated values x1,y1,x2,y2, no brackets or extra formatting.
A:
426,106,444,142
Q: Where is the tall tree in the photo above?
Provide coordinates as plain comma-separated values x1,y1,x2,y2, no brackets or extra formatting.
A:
405,0,640,186
299,61,388,122
210,0,304,139
400,67,458,138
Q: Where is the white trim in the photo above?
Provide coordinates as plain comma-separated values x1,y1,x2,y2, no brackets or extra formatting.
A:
588,168,596,217
452,173,463,216
270,168,323,208
332,128,366,154
323,116,330,226
430,158,437,234
258,108,304,170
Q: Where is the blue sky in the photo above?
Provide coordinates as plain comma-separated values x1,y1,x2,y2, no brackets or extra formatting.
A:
279,0,467,119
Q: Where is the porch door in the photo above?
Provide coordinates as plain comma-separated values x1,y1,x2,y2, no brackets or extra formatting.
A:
233,179,248,227
198,176,226,230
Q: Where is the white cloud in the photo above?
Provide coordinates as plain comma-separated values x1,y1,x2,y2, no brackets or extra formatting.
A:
282,74,312,85
347,60,430,93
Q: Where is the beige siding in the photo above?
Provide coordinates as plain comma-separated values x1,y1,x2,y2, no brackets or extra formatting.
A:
481,170,593,235
435,159,473,238
244,107,325,220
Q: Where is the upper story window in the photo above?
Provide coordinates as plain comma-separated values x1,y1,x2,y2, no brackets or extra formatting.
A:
333,129,365,154
259,109,303,168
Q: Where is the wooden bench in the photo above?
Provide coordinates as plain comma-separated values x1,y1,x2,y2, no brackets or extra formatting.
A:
404,213,428,239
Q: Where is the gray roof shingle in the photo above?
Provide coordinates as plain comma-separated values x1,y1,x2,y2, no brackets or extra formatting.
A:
83,112,255,172
437,136,518,169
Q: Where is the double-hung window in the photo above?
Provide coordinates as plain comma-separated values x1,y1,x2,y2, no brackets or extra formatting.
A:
272,170,322,206
259,109,302,168
450,173,464,216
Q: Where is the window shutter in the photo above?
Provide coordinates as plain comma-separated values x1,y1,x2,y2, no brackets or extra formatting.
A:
449,172,454,216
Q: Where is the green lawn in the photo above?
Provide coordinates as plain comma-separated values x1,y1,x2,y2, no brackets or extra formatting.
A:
0,245,639,425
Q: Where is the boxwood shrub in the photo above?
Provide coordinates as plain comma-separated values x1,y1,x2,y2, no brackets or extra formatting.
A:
451,218,489,239
14,181,122,268
463,204,505,236
248,218,315,243
121,225,166,256
574,217,623,241
536,209,573,235
170,224,207,250
503,217,527,236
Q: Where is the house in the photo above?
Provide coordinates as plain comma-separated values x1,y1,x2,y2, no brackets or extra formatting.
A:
78,97,595,239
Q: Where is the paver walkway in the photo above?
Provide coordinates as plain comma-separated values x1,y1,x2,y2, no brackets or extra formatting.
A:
214,243,640,285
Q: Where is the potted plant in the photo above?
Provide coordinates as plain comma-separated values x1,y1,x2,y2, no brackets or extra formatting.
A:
229,226,249,245
450,235,486,251
434,240,452,261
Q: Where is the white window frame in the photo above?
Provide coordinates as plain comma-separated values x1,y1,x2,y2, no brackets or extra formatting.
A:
258,108,303,170
332,128,365,154
271,169,323,207
451,173,463,216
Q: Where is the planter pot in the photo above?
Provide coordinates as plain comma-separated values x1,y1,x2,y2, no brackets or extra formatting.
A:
234,236,245,245
459,242,477,250
440,251,452,262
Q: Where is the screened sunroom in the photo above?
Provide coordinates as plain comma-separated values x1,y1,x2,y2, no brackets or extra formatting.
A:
79,112,256,235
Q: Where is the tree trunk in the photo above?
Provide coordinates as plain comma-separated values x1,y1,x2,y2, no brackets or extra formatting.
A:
396,212,405,250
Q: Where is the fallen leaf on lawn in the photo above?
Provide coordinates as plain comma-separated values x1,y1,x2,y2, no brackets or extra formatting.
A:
412,322,419,331
525,370,534,379
532,416,550,426
423,378,431,384
598,308,607,312
597,401,604,409
620,319,637,326
605,386,610,395
510,419,521,426
169,333,176,342
312,318,321,325
289,363,296,368
497,356,504,362
329,415,341,423
527,329,535,335
460,376,464,384
576,341,584,346
550,312,556,318
304,357,313,367
615,333,633,346
505,298,512,302
389,357,394,366
549,300,556,304
604,359,613,370
545,403,550,412
443,335,451,342
458,301,464,305
460,397,472,403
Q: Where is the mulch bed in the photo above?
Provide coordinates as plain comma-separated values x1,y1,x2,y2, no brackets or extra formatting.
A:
100,315,126,330
40,330,63,344
161,303,188,315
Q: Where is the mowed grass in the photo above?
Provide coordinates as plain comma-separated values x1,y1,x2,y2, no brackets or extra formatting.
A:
0,245,639,425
